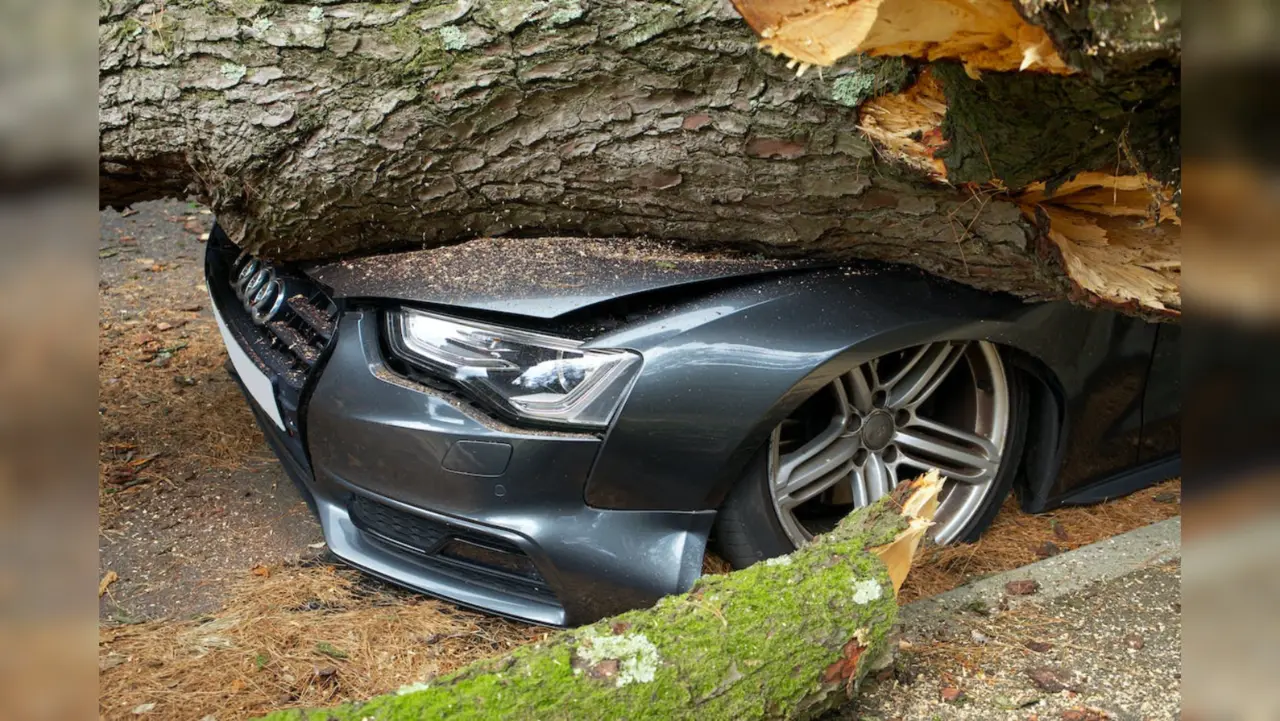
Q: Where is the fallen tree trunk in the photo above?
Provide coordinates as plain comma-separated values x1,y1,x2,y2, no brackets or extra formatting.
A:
258,472,944,721
99,0,1179,318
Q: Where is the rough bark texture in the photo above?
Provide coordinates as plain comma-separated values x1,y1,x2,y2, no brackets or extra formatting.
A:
256,475,940,721
1018,0,1181,74
98,0,1179,317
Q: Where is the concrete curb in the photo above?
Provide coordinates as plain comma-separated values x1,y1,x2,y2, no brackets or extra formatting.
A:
901,517,1181,626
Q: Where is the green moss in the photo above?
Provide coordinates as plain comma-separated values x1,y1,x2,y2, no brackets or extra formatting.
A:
832,73,876,108
381,12,453,79
118,17,145,39
932,60,1181,189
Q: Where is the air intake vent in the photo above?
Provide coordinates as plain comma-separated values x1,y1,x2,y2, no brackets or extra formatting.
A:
347,495,555,602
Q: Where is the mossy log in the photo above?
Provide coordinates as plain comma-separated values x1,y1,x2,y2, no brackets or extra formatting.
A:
257,474,944,721
98,0,1179,318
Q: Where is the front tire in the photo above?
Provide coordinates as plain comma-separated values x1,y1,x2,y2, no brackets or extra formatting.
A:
714,341,1028,568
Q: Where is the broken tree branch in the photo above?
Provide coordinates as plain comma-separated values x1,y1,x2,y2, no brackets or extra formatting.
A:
259,472,946,721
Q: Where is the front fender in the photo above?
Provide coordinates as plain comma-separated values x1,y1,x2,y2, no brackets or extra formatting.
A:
582,265,1051,511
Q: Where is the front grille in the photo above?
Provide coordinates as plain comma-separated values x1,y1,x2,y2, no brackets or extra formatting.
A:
348,495,555,602
207,229,338,435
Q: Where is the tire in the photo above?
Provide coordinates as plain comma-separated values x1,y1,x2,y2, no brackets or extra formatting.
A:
714,342,1029,569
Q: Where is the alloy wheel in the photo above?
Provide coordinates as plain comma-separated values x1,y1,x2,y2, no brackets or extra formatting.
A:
767,341,1010,546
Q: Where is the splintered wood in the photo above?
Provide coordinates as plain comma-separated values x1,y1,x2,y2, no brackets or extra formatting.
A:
856,71,1182,316
1017,174,1181,315
856,68,948,179
872,469,944,594
732,0,1070,74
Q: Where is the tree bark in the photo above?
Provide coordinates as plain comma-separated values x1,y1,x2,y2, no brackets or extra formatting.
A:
98,0,1179,318
256,473,943,721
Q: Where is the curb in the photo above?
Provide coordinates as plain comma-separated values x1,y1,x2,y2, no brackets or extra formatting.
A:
901,516,1181,625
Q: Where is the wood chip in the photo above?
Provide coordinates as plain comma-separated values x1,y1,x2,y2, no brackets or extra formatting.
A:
1026,666,1079,693
1005,579,1041,596
99,570,119,597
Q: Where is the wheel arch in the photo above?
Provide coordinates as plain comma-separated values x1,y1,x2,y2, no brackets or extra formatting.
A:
999,347,1069,513
698,322,1072,515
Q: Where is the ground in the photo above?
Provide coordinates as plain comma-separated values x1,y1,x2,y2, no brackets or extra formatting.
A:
97,201,1180,720
98,200,324,623
845,541,1181,720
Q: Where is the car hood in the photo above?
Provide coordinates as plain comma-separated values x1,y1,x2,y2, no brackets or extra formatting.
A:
305,237,809,319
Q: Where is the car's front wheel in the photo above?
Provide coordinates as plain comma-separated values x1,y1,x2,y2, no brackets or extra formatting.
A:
714,340,1028,567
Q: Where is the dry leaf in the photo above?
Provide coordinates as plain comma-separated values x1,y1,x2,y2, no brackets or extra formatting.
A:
99,570,119,597
1005,579,1041,596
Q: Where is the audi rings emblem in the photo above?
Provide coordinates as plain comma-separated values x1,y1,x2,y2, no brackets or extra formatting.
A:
231,251,287,325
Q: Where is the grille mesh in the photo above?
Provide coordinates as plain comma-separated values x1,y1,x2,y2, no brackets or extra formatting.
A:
349,495,449,554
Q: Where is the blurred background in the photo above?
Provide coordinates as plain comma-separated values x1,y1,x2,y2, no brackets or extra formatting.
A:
0,0,1273,717
0,0,98,718
1183,1,1280,719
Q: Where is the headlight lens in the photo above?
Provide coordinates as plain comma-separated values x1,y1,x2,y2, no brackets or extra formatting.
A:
387,309,641,428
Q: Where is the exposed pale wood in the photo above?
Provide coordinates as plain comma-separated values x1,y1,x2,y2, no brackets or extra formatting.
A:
870,470,942,593
1016,174,1180,315
733,0,1070,74
856,68,948,179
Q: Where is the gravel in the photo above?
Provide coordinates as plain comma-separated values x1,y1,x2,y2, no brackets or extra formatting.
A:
840,557,1181,720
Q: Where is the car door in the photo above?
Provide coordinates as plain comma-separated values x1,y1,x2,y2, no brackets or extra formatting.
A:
1139,322,1181,463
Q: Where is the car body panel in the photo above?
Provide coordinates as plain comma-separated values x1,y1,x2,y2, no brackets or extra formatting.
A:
1139,323,1181,463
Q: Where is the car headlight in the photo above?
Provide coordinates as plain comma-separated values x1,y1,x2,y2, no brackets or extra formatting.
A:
386,308,642,429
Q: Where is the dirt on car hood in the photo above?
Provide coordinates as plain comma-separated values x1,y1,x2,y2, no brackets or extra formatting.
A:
305,236,810,319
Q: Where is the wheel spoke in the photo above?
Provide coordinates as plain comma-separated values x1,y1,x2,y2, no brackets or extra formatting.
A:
884,342,969,408
845,364,875,414
776,435,860,508
831,374,855,424
893,416,999,484
768,339,1009,550
849,458,871,508
852,453,894,504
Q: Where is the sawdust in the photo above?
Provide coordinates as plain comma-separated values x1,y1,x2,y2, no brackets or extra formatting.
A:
307,235,801,305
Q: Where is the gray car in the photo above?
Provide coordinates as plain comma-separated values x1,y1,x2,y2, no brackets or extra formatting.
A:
207,227,1180,626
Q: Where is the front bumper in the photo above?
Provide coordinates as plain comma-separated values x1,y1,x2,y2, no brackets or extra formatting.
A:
302,311,711,625
208,239,711,625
